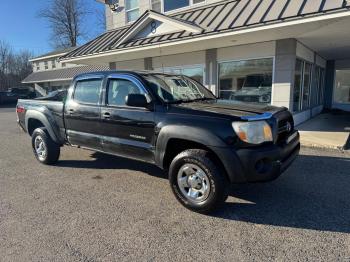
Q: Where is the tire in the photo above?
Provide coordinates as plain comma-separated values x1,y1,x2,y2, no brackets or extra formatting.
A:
169,149,229,214
31,128,60,165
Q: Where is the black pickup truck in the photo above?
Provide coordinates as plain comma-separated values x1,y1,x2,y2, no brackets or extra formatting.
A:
16,71,300,213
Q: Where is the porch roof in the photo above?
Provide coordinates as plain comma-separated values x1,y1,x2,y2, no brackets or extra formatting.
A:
22,65,109,84
61,0,350,62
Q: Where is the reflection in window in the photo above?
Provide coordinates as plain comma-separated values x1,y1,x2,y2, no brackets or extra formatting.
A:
218,58,273,104
126,0,140,23
158,66,204,84
164,0,189,12
151,0,205,12
334,70,350,104
107,79,143,106
293,59,313,112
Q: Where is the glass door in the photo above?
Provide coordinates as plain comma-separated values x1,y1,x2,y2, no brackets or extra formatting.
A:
334,70,350,105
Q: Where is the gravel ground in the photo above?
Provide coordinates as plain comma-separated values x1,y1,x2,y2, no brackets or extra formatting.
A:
0,104,350,261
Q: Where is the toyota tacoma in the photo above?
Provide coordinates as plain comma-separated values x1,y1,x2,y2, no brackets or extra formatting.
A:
16,71,300,213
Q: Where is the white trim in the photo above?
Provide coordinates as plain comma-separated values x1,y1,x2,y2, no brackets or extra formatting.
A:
61,11,350,63
22,78,73,84
29,52,68,62
118,10,202,47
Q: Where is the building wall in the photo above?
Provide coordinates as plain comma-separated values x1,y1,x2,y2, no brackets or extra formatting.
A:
217,41,276,62
32,57,80,72
153,51,205,69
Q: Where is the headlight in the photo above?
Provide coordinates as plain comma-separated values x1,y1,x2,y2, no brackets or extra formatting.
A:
232,121,273,144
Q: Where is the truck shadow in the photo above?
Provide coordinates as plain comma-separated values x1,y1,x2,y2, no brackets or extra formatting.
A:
57,152,168,180
213,154,350,234
58,152,350,233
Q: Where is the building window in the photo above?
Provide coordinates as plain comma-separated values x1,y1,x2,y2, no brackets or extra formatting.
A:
51,60,56,69
293,59,313,112
156,65,204,84
334,70,350,104
36,62,40,71
126,0,140,23
151,0,205,13
62,62,66,67
218,58,273,104
314,66,325,106
44,61,49,70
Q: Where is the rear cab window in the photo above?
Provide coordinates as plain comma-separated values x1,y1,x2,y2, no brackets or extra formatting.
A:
73,79,103,104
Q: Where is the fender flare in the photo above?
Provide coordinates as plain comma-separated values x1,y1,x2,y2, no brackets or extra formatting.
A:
25,109,62,144
155,125,227,168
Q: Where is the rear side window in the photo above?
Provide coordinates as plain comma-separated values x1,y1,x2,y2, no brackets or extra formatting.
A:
74,79,102,104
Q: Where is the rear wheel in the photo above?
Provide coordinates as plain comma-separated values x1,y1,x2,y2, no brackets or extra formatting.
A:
169,149,228,214
31,128,60,165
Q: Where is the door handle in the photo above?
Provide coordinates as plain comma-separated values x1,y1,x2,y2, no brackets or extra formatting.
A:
102,112,111,119
67,109,74,115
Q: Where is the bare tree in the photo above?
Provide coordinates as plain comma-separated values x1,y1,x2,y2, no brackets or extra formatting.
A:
38,0,87,48
0,40,33,90
0,40,12,90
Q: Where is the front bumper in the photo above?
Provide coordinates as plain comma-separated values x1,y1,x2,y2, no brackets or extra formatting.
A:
212,131,300,183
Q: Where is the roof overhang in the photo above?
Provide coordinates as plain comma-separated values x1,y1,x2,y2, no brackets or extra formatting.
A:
22,65,109,84
61,11,350,65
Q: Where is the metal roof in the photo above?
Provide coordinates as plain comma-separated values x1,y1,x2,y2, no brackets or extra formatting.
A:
61,0,350,60
30,47,78,61
22,65,109,84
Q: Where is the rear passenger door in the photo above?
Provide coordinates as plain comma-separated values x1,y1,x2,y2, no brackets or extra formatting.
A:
99,75,156,162
64,76,103,150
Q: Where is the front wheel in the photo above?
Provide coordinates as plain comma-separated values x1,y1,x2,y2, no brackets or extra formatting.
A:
32,128,60,165
169,149,228,214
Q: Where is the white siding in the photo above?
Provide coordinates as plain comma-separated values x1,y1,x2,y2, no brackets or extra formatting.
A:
296,42,314,63
217,41,276,62
153,51,205,68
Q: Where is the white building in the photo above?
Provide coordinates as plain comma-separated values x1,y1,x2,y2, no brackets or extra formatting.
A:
57,0,350,125
23,47,108,95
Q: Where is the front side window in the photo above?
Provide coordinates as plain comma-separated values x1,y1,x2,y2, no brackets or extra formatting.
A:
107,79,144,106
126,0,140,23
74,79,102,104
334,70,350,104
143,73,215,103
218,58,273,104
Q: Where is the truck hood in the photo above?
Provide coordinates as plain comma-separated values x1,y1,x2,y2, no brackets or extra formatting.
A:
173,99,285,118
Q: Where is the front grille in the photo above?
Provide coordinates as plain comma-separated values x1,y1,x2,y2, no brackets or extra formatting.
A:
275,111,294,143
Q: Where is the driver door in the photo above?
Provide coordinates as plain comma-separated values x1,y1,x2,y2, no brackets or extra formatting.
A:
99,75,156,162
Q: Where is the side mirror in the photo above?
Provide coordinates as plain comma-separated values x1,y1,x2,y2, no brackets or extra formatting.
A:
126,94,149,108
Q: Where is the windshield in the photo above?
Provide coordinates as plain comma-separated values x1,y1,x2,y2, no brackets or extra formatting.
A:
142,73,216,103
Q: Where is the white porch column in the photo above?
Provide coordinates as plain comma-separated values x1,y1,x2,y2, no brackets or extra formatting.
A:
273,39,297,109
205,49,218,95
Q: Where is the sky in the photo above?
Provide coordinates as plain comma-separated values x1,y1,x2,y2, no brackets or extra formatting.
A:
0,0,105,56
